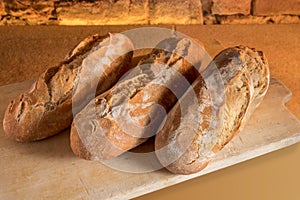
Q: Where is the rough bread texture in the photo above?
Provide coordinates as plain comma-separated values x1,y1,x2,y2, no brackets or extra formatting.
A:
155,46,270,174
212,46,270,149
3,33,134,142
70,37,204,160
155,77,213,174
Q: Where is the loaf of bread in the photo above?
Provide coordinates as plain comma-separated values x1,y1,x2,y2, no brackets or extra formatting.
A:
3,33,134,142
70,37,206,160
155,46,270,174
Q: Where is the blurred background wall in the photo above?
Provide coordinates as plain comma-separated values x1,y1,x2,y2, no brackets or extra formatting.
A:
1,0,300,25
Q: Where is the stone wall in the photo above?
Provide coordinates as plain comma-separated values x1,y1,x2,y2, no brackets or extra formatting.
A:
1,0,299,25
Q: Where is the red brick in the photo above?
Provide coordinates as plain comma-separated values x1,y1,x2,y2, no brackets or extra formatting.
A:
211,0,251,15
253,0,300,16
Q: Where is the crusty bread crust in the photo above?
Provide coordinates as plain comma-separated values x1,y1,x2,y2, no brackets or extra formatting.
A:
155,76,213,174
3,33,134,142
155,46,270,174
70,38,203,160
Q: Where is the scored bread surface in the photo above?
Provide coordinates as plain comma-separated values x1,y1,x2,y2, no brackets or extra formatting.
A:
70,37,205,160
3,33,134,142
155,46,270,174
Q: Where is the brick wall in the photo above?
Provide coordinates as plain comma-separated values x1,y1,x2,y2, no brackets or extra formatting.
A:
1,0,300,25
205,0,300,24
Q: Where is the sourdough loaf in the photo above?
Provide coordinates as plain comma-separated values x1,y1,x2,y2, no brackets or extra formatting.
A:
70,37,205,160
3,33,134,142
155,46,270,174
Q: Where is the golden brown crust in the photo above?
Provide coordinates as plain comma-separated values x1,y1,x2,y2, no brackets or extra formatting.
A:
70,37,203,160
3,33,134,142
212,46,270,148
155,46,270,174
70,100,147,160
70,122,92,160
155,77,213,174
